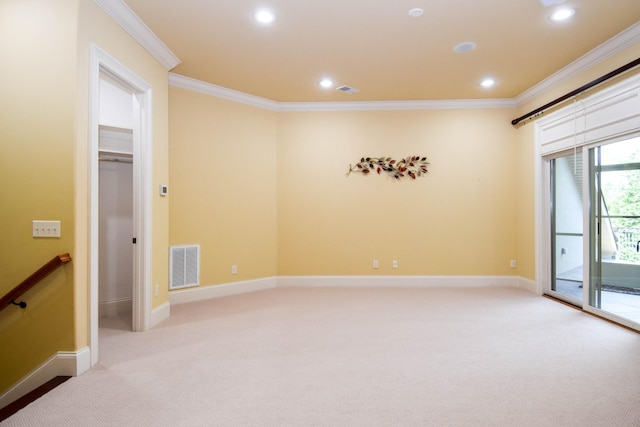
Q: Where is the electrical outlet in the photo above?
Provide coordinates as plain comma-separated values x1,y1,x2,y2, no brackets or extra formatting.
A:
231,265,238,275
33,220,61,238
154,284,159,297
510,259,517,269
393,260,398,268
373,259,379,269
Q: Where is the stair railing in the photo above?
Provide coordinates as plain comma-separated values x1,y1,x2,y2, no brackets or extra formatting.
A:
0,254,72,312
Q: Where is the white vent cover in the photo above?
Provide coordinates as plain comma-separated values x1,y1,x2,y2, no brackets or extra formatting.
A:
336,85,360,94
169,245,200,290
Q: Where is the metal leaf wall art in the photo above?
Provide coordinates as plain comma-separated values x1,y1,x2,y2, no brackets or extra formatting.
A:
347,156,429,180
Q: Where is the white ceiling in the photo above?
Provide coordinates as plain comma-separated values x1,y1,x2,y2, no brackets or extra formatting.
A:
123,0,640,102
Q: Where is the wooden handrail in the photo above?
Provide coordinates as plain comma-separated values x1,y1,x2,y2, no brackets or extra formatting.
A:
0,254,72,312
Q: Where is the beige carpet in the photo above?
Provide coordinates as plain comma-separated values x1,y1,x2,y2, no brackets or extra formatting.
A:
3,286,640,426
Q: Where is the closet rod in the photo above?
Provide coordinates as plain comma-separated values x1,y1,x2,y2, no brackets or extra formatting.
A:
511,57,640,127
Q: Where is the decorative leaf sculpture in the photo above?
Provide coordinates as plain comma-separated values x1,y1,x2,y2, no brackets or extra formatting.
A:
347,156,429,180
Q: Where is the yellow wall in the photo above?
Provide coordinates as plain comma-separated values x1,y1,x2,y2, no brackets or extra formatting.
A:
0,0,170,394
168,39,640,284
169,88,278,284
168,95,519,282
0,0,78,393
277,109,519,275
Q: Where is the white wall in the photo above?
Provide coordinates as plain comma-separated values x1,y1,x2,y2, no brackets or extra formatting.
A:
98,72,134,318
98,159,133,312
99,72,133,129
554,156,584,276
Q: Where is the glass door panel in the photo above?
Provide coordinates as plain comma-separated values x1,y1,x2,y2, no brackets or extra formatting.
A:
550,151,584,303
589,138,640,325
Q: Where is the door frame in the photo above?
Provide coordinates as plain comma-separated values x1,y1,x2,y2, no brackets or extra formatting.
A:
89,44,153,366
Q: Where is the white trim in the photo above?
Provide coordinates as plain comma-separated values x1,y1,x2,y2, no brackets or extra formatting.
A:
168,276,536,305
168,74,279,111
98,298,132,318
516,22,640,107
515,277,539,294
277,275,524,289
277,99,516,112
0,347,90,409
168,276,538,307
93,0,180,70
150,301,171,328
168,277,278,305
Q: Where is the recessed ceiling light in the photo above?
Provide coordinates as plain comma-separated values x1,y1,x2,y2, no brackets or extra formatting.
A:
319,78,334,89
480,78,496,88
454,42,477,53
550,8,575,21
253,9,275,24
408,8,424,18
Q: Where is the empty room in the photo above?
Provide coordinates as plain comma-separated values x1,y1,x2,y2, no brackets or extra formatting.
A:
1,0,640,425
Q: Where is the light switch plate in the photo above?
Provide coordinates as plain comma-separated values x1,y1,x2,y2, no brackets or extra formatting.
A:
33,220,61,238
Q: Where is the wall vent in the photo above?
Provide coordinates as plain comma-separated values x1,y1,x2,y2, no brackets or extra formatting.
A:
169,245,200,290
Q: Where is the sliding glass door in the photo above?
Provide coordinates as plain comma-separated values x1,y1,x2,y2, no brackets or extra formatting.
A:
546,137,640,329
588,138,640,325
550,151,584,304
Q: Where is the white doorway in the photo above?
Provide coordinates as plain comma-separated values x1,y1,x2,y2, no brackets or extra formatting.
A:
89,45,153,366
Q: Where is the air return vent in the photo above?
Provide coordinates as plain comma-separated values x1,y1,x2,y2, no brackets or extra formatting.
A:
169,245,200,290
336,85,360,94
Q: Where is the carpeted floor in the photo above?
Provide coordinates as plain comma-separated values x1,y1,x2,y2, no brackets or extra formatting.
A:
3,286,640,426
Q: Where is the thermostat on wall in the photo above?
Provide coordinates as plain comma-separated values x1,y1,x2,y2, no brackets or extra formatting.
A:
159,184,168,196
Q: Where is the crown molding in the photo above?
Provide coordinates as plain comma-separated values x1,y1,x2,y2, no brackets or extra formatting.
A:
169,73,516,112
169,73,280,111
277,98,517,112
516,21,640,107
93,0,180,70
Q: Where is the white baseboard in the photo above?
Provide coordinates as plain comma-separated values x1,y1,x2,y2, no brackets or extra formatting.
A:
276,275,525,289
169,277,277,305
168,275,537,306
150,301,170,328
515,277,539,294
0,347,90,409
99,298,132,318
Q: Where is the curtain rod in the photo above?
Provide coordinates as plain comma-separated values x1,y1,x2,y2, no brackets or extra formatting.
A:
511,57,640,127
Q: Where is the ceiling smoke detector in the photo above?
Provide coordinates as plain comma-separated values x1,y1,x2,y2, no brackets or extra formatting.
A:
408,8,424,18
336,85,360,94
454,42,477,53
